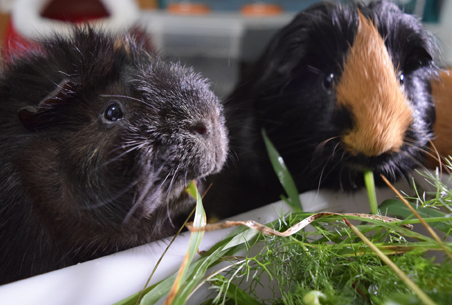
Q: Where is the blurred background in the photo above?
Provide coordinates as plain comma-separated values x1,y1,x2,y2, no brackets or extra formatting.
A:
0,0,449,99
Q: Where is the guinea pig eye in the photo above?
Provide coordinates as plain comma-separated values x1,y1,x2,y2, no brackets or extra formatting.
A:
103,102,124,123
399,73,405,86
323,73,335,92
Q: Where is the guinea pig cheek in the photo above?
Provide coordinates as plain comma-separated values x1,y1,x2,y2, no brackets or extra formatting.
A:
335,13,412,158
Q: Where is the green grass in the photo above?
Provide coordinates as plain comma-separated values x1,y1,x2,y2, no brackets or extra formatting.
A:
364,170,378,214
201,212,452,305
117,140,452,305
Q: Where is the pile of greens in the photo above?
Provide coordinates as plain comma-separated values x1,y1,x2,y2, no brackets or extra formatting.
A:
117,135,452,305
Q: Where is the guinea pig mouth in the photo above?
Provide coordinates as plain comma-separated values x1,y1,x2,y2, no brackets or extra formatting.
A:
344,153,395,173
167,178,202,204
141,182,195,217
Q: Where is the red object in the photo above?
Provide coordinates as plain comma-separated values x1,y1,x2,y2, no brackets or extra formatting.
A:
3,0,110,60
40,0,109,22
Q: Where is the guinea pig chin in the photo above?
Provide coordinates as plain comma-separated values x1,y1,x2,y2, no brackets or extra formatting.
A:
336,12,412,159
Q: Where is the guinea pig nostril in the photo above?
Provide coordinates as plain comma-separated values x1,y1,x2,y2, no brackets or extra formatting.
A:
191,123,209,136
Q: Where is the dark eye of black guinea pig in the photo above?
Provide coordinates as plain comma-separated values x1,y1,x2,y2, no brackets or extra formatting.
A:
0,27,228,284
203,0,438,219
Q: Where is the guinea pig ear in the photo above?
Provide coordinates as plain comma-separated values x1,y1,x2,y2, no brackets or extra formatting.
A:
252,5,333,88
18,80,74,131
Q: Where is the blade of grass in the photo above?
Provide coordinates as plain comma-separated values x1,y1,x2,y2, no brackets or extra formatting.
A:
134,208,197,305
381,175,452,261
364,170,378,214
187,259,247,299
343,217,437,305
379,199,452,233
134,227,261,304
297,238,452,256
210,274,265,305
169,228,262,304
163,181,206,305
262,129,303,212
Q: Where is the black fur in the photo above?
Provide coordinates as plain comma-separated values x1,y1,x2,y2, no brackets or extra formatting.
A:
204,1,438,218
0,27,228,284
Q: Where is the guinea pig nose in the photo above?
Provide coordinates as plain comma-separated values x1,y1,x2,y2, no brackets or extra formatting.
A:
190,122,210,137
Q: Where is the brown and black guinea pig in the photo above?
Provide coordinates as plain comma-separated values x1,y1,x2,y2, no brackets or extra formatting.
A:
0,27,228,284
203,0,439,219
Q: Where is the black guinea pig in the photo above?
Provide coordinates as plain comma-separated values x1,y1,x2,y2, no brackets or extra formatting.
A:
203,0,438,219
0,27,228,284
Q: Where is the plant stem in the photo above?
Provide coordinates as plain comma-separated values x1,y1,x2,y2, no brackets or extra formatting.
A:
364,170,378,214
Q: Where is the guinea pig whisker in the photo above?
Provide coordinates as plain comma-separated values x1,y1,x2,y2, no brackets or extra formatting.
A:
382,160,405,184
231,147,241,161
387,159,404,182
103,144,140,162
415,145,443,166
399,149,431,176
315,149,346,192
425,140,440,155
110,142,142,155
402,135,440,158
401,139,424,152
314,136,340,156
338,167,345,192
334,150,355,192
403,140,444,169
99,94,142,102
307,65,322,75
214,147,236,168
338,160,351,192
83,179,140,210
165,204,175,229
124,166,166,224
102,143,143,167
406,125,433,140
332,142,342,158
426,140,450,175
395,163,408,184
403,136,428,147
317,160,331,192
164,170,182,229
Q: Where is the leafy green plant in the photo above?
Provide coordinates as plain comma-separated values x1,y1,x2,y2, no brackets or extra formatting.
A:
117,143,452,305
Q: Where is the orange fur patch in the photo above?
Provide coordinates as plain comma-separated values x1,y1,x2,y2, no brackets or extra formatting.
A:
336,12,412,157
426,69,452,168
